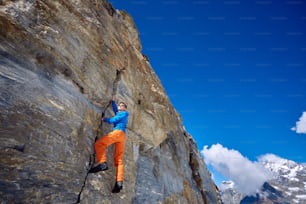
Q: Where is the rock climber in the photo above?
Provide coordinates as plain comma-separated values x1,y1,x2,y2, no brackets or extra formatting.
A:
89,96,129,193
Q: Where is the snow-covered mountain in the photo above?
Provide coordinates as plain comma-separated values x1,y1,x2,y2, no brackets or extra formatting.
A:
220,154,306,204
219,181,244,204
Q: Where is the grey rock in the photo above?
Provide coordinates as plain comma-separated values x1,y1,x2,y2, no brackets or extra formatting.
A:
0,0,221,203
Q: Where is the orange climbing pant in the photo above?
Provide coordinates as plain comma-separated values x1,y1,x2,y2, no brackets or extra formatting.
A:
94,130,126,182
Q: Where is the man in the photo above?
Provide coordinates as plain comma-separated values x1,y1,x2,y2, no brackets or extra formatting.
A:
89,97,129,193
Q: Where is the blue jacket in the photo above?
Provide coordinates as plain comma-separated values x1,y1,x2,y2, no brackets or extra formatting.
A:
103,101,129,133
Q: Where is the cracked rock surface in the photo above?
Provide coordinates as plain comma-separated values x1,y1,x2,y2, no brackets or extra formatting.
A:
0,0,221,203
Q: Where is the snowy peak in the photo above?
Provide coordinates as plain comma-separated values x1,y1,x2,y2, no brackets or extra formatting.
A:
259,154,306,184
219,181,244,204
259,154,303,178
220,154,306,204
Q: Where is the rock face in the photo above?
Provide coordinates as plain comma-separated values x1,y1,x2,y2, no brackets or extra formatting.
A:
0,1,220,203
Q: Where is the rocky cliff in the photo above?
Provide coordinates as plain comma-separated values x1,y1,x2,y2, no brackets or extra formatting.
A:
0,1,220,203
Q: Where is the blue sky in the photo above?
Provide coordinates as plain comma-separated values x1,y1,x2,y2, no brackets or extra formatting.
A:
110,0,306,186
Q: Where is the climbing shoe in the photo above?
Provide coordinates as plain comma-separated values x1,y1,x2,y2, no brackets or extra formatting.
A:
88,162,108,173
112,181,123,193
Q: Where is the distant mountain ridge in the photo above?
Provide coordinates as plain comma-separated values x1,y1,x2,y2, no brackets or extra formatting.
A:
220,155,306,204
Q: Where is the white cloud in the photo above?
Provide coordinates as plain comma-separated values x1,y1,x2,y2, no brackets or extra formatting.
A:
201,143,272,195
291,112,306,134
